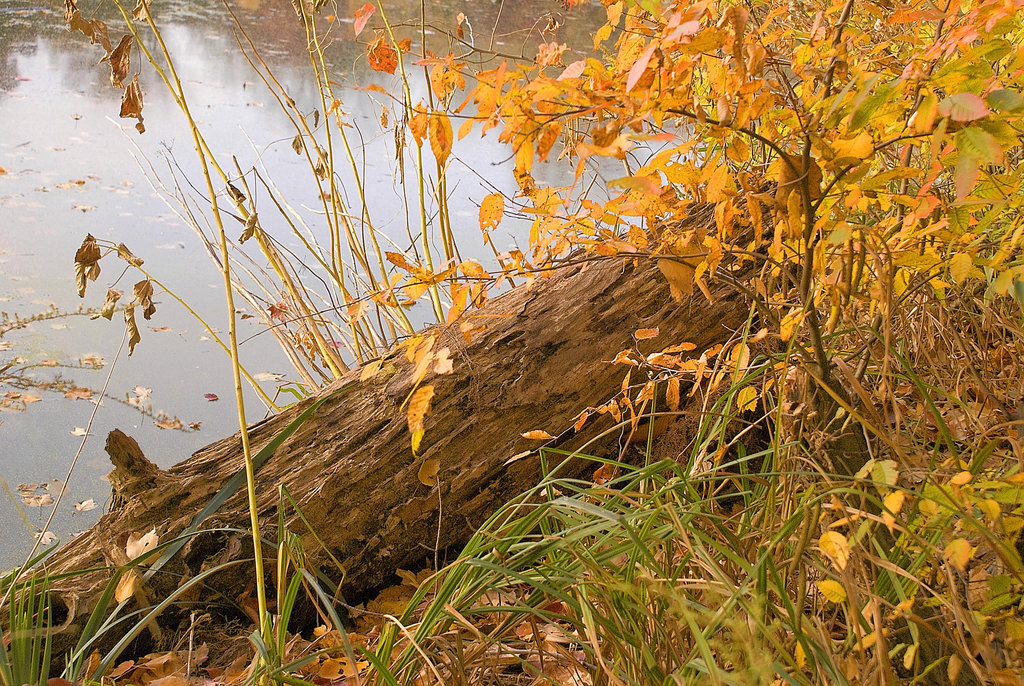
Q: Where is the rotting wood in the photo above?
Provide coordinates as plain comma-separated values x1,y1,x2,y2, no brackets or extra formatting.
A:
44,255,750,657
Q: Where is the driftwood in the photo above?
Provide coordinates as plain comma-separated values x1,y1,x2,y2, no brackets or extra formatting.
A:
45,256,749,654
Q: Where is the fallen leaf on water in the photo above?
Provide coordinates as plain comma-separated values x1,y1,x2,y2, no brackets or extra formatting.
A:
149,326,171,332
70,426,88,436
154,417,183,430
133,385,151,400
64,387,93,400
35,531,56,545
254,371,285,382
40,359,58,366
75,498,97,512
73,204,96,212
203,393,219,401
23,494,54,507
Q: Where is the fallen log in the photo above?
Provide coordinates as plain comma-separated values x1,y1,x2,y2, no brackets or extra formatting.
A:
45,255,749,657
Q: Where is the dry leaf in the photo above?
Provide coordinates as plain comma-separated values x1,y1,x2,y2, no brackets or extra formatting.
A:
522,430,554,440
126,528,158,560
418,458,440,487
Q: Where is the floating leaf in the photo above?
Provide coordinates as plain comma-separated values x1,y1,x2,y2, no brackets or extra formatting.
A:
203,393,219,402
75,498,97,512
70,426,88,437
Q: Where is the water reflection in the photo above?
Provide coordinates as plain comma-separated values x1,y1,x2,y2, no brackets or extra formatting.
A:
0,0,601,566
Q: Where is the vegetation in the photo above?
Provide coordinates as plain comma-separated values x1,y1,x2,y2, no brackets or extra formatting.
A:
3,0,1024,684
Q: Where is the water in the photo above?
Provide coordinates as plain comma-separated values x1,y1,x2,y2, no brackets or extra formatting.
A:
0,0,604,567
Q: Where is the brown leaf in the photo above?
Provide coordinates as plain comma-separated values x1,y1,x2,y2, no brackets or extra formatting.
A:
125,305,141,355
417,457,440,487
115,243,144,267
108,34,132,88
120,75,145,133
92,288,122,320
134,279,156,319
114,570,139,603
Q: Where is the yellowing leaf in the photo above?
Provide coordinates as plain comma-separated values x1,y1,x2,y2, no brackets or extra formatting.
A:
360,359,383,381
417,458,440,487
795,641,806,668
522,430,554,440
736,386,757,412
407,385,434,454
943,538,973,571
938,92,990,122
903,643,918,671
815,579,847,603
949,252,972,284
819,531,850,570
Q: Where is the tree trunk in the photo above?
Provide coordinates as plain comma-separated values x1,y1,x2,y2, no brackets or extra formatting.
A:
43,257,749,656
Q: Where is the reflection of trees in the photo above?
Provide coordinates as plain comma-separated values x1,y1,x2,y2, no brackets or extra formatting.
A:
0,5,48,94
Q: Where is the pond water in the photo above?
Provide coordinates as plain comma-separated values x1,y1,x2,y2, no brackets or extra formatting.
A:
0,0,602,568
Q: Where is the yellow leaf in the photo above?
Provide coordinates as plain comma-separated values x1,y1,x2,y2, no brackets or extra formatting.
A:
634,327,660,340
115,570,138,603
457,117,474,140
780,308,806,342
978,498,1001,524
819,531,850,570
658,258,694,302
736,386,757,412
943,538,973,571
857,631,878,650
418,458,440,487
522,430,554,440
882,491,905,532
903,643,918,671
949,470,972,486
360,359,383,382
949,252,972,284
816,579,847,603
479,193,504,232
795,641,806,668
407,385,434,454
831,131,874,163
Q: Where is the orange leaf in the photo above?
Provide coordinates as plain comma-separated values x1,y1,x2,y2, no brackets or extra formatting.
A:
368,36,398,74
429,112,453,166
522,430,554,440
634,327,659,340
479,193,504,231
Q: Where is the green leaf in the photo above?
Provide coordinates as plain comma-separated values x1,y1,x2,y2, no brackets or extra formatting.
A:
986,89,1024,113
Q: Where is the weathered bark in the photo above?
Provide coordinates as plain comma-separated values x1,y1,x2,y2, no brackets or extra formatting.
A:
44,257,749,654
